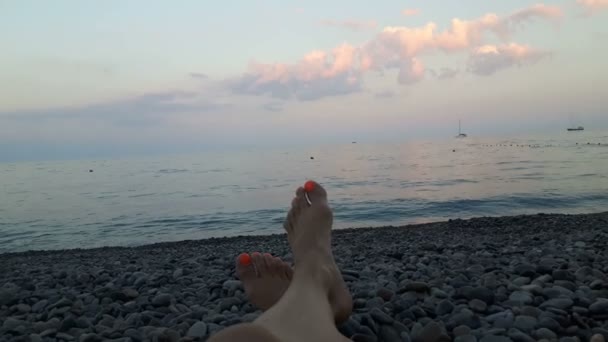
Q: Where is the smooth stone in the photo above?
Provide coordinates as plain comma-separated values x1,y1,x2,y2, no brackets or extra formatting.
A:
455,335,478,342
436,300,455,316
469,299,487,313
3,318,26,331
512,277,531,286
514,264,536,277
29,334,44,342
469,287,495,304
508,328,535,342
57,332,75,341
152,293,173,307
13,303,31,314
589,299,608,314
379,325,401,342
79,333,103,342
591,334,606,342
173,268,184,279
454,325,472,336
513,316,537,333
540,298,573,310
413,322,446,342
365,297,385,310
552,270,575,282
219,297,241,311
534,328,557,340
377,288,394,301
537,317,561,332
370,308,394,324
121,288,139,299
32,299,49,313
509,291,533,305
187,321,208,337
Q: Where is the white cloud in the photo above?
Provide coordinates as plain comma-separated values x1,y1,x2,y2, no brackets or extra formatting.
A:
467,43,550,76
230,4,561,100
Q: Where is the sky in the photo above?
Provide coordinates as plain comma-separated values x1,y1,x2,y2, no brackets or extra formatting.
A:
1,0,607,161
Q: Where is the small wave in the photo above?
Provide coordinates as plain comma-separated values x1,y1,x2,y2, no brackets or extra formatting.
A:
128,193,157,198
158,169,189,174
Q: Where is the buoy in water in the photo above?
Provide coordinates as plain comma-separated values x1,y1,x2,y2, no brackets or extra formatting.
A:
310,156,314,160
89,169,94,173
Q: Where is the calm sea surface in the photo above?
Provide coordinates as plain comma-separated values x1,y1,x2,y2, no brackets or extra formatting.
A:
1,132,607,253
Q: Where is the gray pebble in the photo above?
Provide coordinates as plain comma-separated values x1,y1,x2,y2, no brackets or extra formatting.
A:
437,300,455,316
455,335,478,342
454,325,472,336
539,298,573,310
507,328,535,342
151,293,173,306
187,321,208,337
379,325,401,342
469,299,487,313
509,291,533,304
589,299,608,314
513,315,537,333
370,308,393,324
480,336,511,342
534,328,557,340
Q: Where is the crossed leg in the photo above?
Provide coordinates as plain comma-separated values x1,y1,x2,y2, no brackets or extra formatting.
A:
210,181,352,341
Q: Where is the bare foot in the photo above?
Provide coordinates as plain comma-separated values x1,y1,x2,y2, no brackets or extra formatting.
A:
283,181,353,324
236,252,293,311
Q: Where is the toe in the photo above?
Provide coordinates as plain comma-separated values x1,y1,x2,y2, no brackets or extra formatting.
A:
262,253,276,273
235,253,256,280
251,252,266,275
305,180,327,203
295,186,308,208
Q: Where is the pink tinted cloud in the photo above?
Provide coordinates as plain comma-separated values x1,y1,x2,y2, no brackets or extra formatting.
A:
320,19,378,31
577,0,608,14
232,4,560,100
467,43,550,75
402,9,420,17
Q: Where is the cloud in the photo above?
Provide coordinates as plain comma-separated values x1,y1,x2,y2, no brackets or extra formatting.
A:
397,58,425,84
189,72,209,80
576,0,608,14
1,91,228,126
374,90,396,98
230,44,363,101
467,43,550,76
437,67,459,80
402,9,420,17
320,19,378,31
230,4,559,101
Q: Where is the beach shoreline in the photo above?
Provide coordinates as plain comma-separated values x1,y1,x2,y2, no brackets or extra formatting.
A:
2,212,608,341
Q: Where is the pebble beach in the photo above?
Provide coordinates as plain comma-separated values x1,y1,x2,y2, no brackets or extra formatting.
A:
1,212,608,342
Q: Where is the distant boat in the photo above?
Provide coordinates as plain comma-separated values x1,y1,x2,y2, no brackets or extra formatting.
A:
567,114,584,132
456,120,467,138
567,126,584,132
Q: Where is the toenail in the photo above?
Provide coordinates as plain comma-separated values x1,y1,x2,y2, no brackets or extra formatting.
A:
252,252,261,257
263,253,272,258
238,253,251,266
304,180,315,192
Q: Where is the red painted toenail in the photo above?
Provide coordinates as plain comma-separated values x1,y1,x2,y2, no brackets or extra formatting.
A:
304,181,315,192
238,253,251,266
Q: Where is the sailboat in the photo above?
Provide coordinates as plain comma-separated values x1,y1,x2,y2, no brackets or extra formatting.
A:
456,120,467,138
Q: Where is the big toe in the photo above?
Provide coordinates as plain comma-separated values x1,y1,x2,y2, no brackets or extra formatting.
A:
304,180,328,203
235,253,256,280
